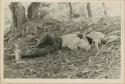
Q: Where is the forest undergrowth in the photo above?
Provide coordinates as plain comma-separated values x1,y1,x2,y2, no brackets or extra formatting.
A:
4,16,121,78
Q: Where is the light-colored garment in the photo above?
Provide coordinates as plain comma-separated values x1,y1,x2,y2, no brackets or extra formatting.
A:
61,34,91,50
77,38,91,50
61,34,78,49
86,31,105,49
87,31,105,44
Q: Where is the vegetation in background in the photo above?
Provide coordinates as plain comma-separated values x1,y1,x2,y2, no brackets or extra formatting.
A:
4,2,121,79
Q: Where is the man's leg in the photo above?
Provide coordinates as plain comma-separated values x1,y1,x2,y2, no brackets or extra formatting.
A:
21,45,58,58
20,33,62,58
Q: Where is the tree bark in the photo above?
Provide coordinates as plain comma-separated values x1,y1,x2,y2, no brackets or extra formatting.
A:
69,2,72,21
86,3,92,17
102,3,107,16
9,2,26,27
27,2,41,20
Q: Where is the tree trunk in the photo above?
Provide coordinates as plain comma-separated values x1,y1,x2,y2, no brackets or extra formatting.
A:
102,3,107,16
86,3,92,17
69,2,72,21
9,2,26,27
27,2,41,20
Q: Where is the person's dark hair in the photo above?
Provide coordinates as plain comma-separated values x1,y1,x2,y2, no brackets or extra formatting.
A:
77,33,83,39
86,36,93,44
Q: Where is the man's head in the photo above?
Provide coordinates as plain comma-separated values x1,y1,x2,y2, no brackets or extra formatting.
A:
77,33,83,39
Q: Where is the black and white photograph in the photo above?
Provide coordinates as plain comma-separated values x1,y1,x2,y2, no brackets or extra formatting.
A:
1,0,124,82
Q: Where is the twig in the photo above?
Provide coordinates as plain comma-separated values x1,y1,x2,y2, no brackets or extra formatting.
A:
108,59,120,71
65,57,89,64
88,70,94,78
91,45,106,62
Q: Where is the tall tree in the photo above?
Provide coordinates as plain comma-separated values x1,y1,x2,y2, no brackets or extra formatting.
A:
69,2,72,21
86,2,92,17
27,2,41,20
9,2,26,27
102,3,107,16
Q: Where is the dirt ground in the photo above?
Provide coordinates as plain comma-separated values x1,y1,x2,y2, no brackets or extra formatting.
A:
4,17,121,79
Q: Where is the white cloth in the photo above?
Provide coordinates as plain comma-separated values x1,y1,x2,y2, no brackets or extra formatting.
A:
87,31,105,44
61,34,78,50
77,38,91,50
86,31,106,49
61,34,91,50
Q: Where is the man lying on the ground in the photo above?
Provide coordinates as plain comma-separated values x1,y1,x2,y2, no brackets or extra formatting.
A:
15,32,91,60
